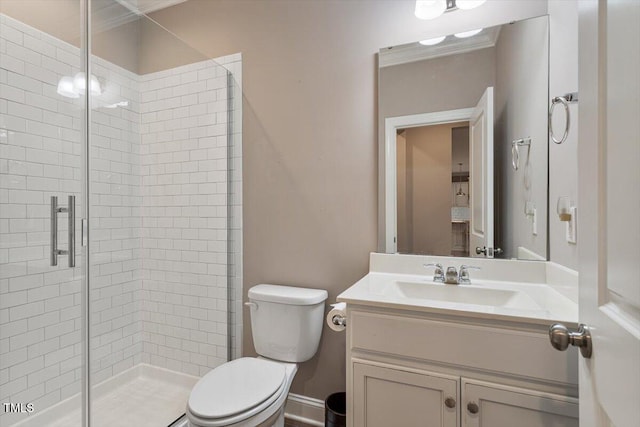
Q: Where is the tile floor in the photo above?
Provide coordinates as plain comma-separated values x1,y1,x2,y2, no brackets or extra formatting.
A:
46,375,192,427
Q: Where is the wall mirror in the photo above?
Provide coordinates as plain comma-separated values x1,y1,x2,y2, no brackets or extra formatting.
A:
378,15,549,261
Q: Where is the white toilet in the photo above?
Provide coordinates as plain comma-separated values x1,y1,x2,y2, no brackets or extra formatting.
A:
186,284,328,427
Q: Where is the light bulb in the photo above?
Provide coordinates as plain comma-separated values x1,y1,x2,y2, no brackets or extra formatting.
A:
415,0,447,20
454,28,483,38
455,0,487,10
419,36,446,46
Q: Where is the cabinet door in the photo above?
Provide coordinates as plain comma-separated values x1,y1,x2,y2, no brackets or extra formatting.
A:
462,379,578,427
353,362,459,427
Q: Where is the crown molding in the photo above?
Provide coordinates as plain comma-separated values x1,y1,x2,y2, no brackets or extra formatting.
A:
379,26,501,68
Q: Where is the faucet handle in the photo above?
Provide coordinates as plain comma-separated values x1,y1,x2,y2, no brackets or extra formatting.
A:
459,265,481,283
423,263,444,282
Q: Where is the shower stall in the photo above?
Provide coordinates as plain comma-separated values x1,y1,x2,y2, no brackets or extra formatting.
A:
0,0,242,425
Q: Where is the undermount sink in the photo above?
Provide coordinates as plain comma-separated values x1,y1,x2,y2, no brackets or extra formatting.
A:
385,281,541,310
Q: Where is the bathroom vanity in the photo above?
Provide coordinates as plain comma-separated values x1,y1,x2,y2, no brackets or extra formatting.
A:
338,253,579,427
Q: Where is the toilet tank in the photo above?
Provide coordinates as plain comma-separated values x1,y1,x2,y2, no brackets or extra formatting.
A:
248,284,328,363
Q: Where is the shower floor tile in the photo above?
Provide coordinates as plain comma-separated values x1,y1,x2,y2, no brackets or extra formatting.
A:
48,370,195,427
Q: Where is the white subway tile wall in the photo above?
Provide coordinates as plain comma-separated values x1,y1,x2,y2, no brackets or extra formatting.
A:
88,56,144,388
0,14,242,425
139,55,241,376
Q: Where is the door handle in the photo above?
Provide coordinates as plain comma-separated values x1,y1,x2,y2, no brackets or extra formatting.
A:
50,195,75,268
549,323,592,358
475,246,503,257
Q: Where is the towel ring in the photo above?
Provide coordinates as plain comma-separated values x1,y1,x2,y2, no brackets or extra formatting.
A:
549,92,578,144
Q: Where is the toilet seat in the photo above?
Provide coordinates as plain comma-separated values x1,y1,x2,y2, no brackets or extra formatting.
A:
187,358,287,426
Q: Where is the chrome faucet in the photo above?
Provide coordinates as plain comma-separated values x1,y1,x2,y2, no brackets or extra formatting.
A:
423,263,444,282
458,265,481,284
425,263,481,284
438,265,482,285
445,267,459,284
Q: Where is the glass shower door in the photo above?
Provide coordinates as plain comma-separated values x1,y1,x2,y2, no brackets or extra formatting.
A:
0,1,87,426
2,0,241,425
87,2,238,426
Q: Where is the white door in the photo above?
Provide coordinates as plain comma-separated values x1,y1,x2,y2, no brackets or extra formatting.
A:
469,87,494,258
578,1,640,426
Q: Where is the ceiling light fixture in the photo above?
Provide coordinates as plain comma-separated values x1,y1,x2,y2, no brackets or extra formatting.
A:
419,36,447,46
414,0,447,20
415,0,488,20
454,28,483,38
455,0,487,10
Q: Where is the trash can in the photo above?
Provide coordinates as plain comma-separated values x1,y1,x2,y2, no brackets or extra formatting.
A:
325,392,346,427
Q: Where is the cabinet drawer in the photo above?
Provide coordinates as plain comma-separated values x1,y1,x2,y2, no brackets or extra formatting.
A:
350,310,577,385
353,361,459,427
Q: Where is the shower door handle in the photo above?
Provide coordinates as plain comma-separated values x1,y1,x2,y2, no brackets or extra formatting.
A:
50,195,75,267
68,195,75,267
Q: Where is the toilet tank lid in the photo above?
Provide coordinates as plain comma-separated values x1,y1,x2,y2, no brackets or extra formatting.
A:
249,284,328,305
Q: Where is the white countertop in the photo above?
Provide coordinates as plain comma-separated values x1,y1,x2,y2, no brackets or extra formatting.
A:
337,271,579,327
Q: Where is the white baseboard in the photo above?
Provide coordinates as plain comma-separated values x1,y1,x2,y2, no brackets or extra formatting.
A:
284,393,325,427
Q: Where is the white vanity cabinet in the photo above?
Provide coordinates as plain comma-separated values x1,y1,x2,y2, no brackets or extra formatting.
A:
345,306,579,427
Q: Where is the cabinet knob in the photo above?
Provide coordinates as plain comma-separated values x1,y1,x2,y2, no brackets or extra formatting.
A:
467,402,479,414
444,397,456,409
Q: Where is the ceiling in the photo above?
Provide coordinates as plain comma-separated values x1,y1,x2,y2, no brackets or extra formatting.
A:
116,0,188,15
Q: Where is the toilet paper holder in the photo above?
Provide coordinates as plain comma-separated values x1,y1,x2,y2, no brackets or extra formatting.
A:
327,302,347,331
332,314,347,327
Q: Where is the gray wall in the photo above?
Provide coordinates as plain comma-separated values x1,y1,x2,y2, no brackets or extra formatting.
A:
400,124,462,255
452,126,470,173
147,0,549,400
494,16,549,259
548,0,579,269
396,132,410,253
379,48,496,120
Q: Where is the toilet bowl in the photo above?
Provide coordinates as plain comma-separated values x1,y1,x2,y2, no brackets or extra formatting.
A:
186,357,297,427
186,284,327,427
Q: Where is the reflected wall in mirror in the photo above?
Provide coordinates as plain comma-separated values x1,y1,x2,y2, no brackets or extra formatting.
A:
396,122,471,256
378,15,549,261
